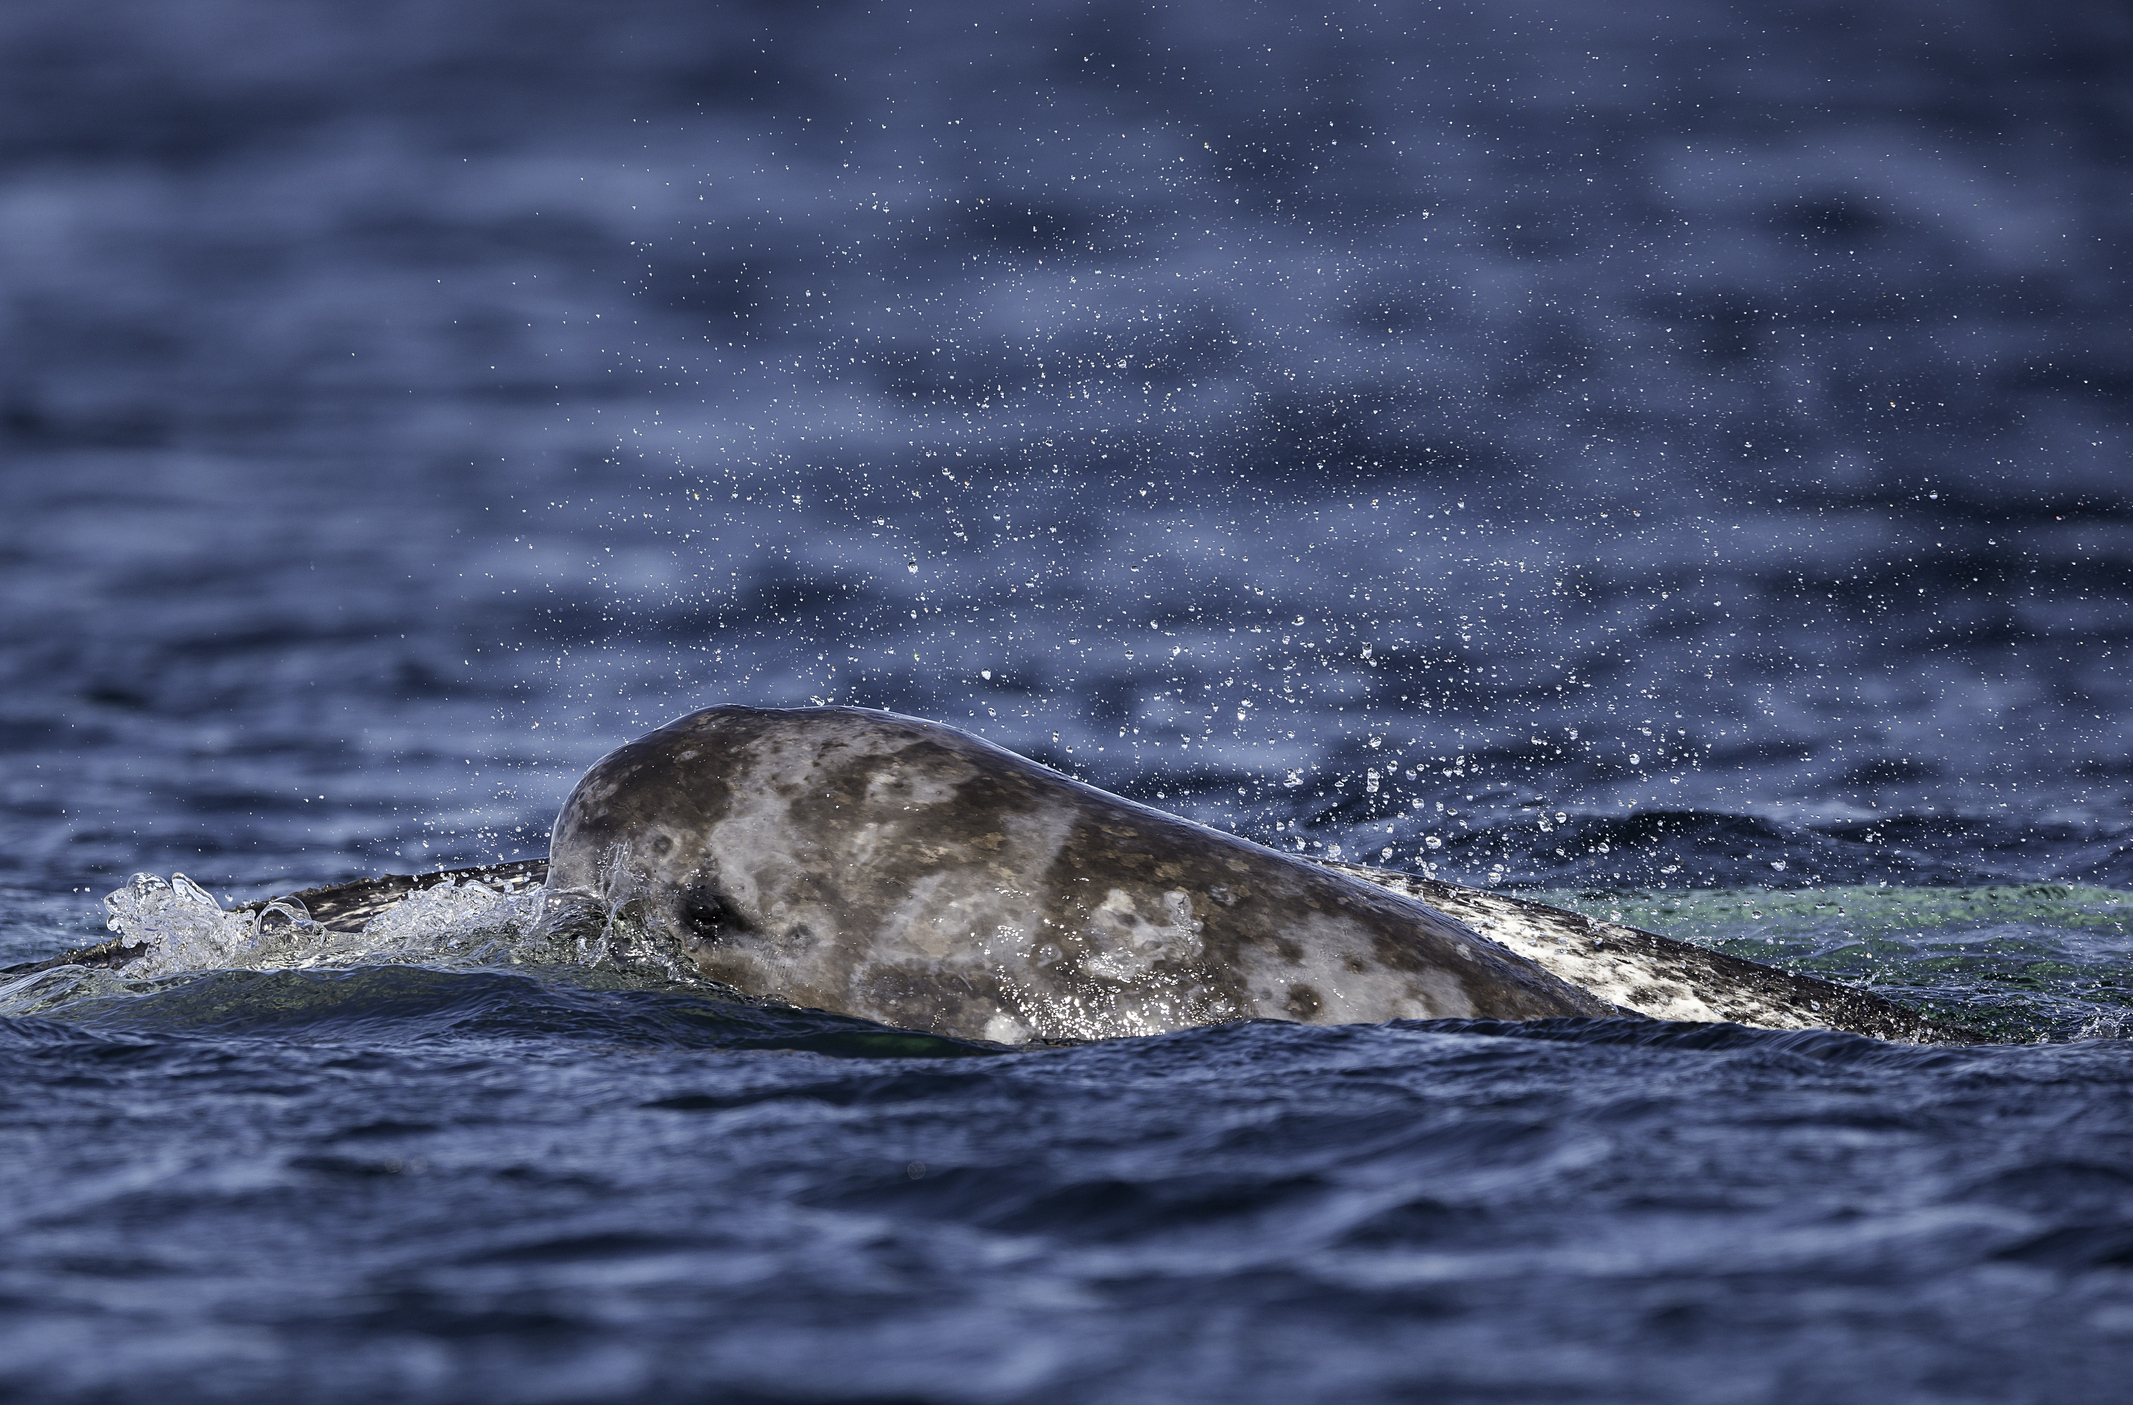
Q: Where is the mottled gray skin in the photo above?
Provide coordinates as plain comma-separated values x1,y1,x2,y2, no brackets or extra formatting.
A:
547,705,1613,1041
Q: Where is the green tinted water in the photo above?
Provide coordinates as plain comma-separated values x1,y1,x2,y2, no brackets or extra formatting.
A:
1538,884,2133,1041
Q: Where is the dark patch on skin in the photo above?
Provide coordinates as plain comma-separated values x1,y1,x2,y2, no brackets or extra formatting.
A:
1364,927,1435,975
1286,984,1324,1020
678,882,750,950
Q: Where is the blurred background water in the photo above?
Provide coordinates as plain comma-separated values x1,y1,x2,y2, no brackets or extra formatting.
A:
2,2,2131,1400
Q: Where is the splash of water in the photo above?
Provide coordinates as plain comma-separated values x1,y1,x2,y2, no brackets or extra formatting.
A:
98,872,545,979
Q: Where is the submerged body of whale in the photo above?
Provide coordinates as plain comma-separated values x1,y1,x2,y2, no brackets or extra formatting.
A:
16,705,1961,1044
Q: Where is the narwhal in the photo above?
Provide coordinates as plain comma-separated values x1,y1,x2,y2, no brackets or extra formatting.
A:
13,706,1963,1044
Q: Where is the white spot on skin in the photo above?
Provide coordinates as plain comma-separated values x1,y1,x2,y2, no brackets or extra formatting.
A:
863,761,969,808
983,1012,1030,1043
1079,888,1205,981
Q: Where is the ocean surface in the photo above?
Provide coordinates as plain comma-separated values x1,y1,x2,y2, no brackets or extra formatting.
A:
2,2,2130,1399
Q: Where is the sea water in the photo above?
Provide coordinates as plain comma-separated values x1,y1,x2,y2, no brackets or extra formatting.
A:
1,2,2129,1400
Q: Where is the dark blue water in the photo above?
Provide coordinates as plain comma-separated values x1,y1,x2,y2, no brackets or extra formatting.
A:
2,2,2131,1398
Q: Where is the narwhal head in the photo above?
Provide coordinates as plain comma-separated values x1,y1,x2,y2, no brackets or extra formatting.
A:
545,708,759,953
